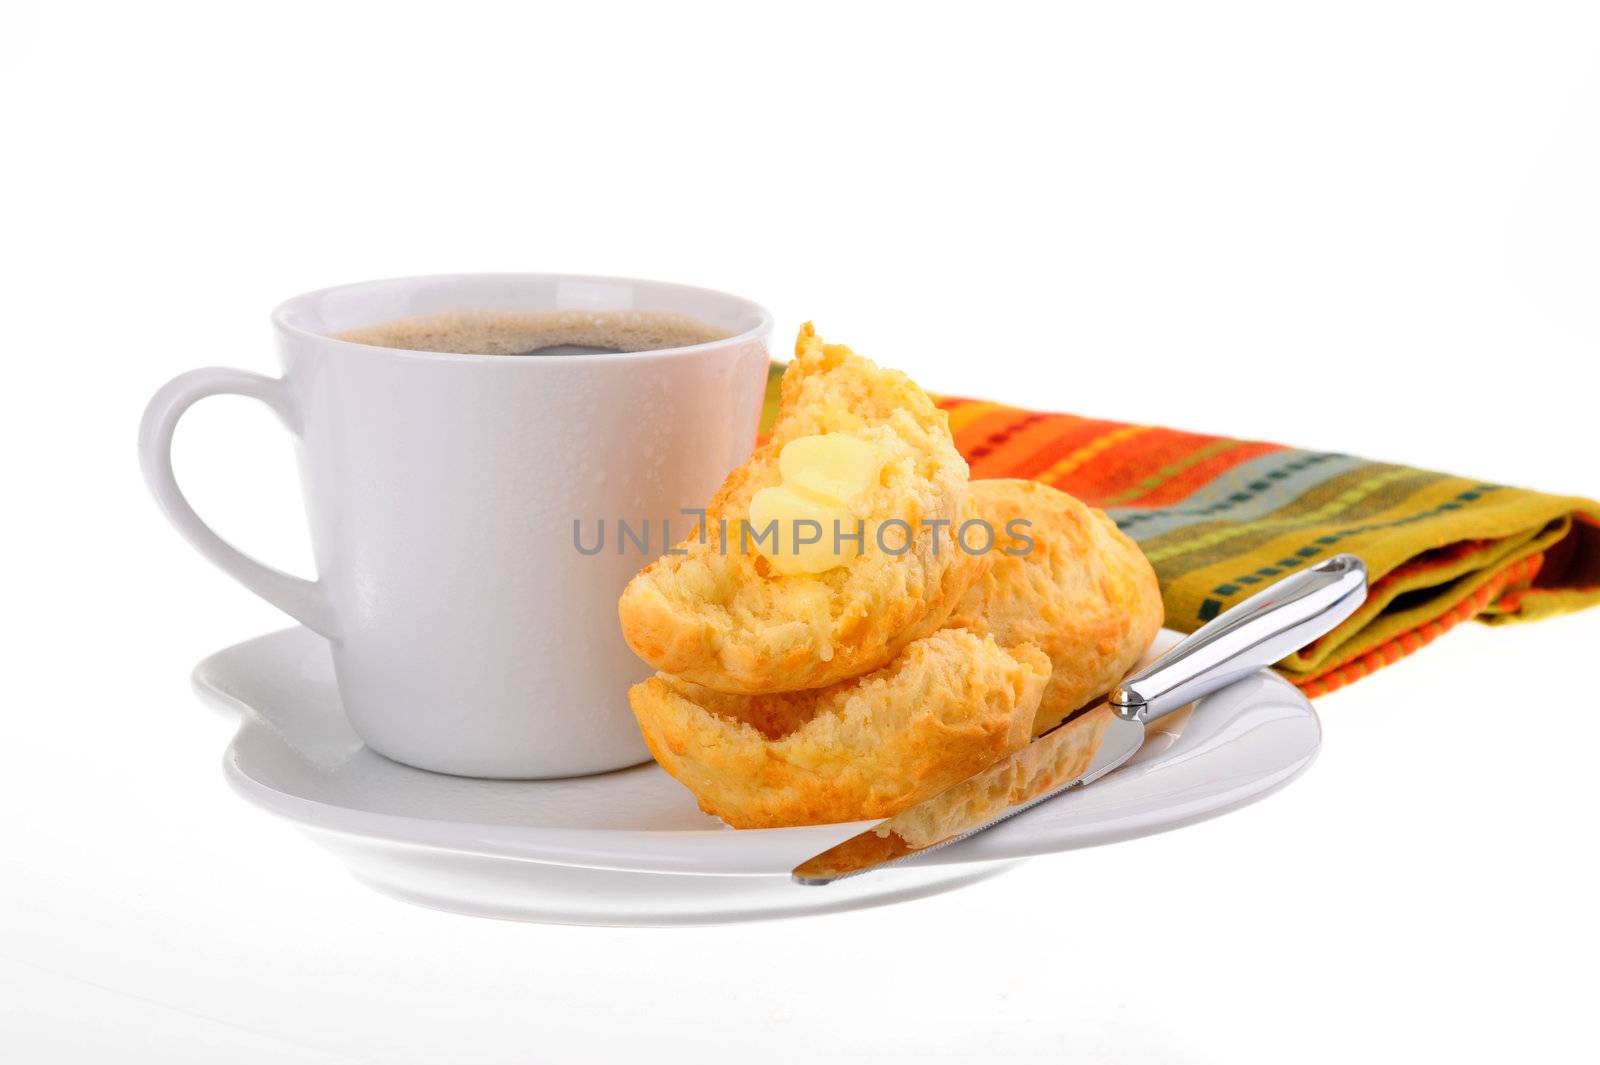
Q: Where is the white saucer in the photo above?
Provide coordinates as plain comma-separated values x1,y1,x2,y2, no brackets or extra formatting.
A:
192,628,1320,925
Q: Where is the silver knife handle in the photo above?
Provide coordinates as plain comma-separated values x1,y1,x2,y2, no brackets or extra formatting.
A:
1111,553,1368,723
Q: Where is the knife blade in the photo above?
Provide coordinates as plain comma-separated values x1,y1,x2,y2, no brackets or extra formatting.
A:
793,553,1369,885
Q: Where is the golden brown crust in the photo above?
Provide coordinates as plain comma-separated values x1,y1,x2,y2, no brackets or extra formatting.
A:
949,479,1164,733
792,704,1117,878
618,324,984,694
878,703,1116,849
627,629,1051,828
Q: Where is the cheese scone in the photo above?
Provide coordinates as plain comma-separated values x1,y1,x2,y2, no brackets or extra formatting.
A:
618,323,985,694
948,479,1164,733
792,704,1117,879
627,628,1050,828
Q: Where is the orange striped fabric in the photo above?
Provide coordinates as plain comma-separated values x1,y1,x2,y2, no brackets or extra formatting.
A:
938,392,1600,695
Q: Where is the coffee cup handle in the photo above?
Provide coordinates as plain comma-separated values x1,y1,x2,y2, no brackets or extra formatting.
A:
139,368,339,638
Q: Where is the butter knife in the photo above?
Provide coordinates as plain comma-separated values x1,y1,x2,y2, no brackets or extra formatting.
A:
792,553,1368,885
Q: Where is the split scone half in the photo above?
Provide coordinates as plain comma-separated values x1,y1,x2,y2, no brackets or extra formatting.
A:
948,479,1164,733
791,703,1120,878
787,480,1163,854
628,628,1050,828
618,323,986,694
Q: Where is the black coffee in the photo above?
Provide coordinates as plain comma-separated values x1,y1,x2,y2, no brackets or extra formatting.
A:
338,309,729,356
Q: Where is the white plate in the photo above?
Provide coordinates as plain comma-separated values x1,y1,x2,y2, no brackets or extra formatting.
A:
192,627,1320,925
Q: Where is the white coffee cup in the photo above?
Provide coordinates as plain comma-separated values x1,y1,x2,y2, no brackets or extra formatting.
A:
140,274,772,778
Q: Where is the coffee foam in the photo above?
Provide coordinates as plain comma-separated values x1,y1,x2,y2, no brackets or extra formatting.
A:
337,309,730,355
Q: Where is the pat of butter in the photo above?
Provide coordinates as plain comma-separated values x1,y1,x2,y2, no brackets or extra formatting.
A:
747,485,847,575
748,433,883,576
778,433,882,504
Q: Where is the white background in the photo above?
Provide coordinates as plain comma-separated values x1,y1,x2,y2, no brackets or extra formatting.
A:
4,1,1598,1061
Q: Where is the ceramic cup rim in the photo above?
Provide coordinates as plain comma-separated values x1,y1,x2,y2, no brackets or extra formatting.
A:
270,272,775,365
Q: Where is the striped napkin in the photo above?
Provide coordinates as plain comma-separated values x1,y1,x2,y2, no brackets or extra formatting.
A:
759,365,1600,696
